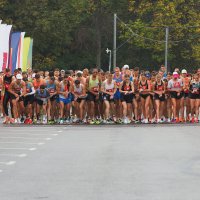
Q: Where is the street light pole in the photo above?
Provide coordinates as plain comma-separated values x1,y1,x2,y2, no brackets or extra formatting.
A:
113,13,117,70
106,48,112,72
165,27,169,72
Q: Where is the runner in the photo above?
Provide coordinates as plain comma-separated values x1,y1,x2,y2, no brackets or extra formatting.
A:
35,85,50,124
189,73,200,123
139,73,151,123
0,71,3,117
57,74,72,124
8,74,26,123
168,72,184,123
86,68,101,123
72,79,87,123
2,69,16,123
119,74,134,124
113,67,123,122
181,69,191,121
46,76,58,124
154,74,166,123
101,73,116,123
23,78,35,124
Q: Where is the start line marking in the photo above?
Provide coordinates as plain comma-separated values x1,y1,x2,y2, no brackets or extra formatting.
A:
0,133,58,136
0,154,27,158
0,142,45,145
0,161,16,166
0,137,52,140
0,147,36,151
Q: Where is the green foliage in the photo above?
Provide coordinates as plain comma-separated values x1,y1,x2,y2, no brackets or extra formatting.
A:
0,0,199,71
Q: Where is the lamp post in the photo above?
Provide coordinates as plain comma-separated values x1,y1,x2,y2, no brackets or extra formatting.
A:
106,48,112,72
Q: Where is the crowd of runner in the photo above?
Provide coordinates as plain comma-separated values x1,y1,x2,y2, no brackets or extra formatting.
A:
0,65,199,124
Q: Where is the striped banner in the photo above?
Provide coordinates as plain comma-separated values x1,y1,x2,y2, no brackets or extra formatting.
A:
0,24,12,71
9,32,21,73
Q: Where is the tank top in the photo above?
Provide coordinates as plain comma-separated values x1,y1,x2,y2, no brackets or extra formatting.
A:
183,77,190,93
155,81,164,91
139,80,148,90
46,81,56,94
33,79,44,90
74,84,83,95
113,73,123,87
121,81,132,91
89,76,99,92
104,80,115,92
190,81,200,94
12,82,23,94
4,75,13,91
59,81,70,98
133,76,139,92
26,82,32,93
37,89,48,98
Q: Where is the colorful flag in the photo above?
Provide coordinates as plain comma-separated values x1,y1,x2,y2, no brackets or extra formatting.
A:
27,38,33,70
16,32,25,69
0,24,12,71
22,37,31,72
9,32,21,73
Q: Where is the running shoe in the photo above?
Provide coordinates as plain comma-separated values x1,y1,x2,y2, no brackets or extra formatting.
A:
171,118,176,123
28,118,33,124
60,118,64,124
135,120,139,124
89,120,96,125
24,118,30,124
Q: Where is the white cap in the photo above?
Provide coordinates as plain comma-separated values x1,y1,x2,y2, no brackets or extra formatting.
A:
123,65,129,70
76,70,83,74
173,71,178,75
181,69,187,74
32,73,36,78
16,74,22,80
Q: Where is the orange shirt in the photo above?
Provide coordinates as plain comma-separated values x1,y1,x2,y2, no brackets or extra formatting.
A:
33,79,45,90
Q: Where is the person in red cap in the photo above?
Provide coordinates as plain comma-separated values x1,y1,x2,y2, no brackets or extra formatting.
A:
167,72,184,123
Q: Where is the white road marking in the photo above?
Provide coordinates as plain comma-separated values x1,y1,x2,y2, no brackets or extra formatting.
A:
7,161,16,165
0,133,58,136
57,130,63,133
0,142,45,145
46,138,52,140
0,161,16,165
0,137,50,140
0,170,3,172
29,148,36,151
0,147,36,151
0,154,27,158
18,154,27,157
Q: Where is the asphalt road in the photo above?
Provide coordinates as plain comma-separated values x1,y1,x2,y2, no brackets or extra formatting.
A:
0,124,200,200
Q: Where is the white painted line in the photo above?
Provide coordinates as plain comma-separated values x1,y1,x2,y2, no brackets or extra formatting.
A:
0,161,16,166
0,170,3,173
46,138,52,140
0,137,49,140
57,130,63,133
18,154,27,158
7,161,16,165
29,148,36,151
0,147,36,151
0,133,58,136
53,134,58,136
0,154,27,158
38,143,45,145
0,142,45,145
